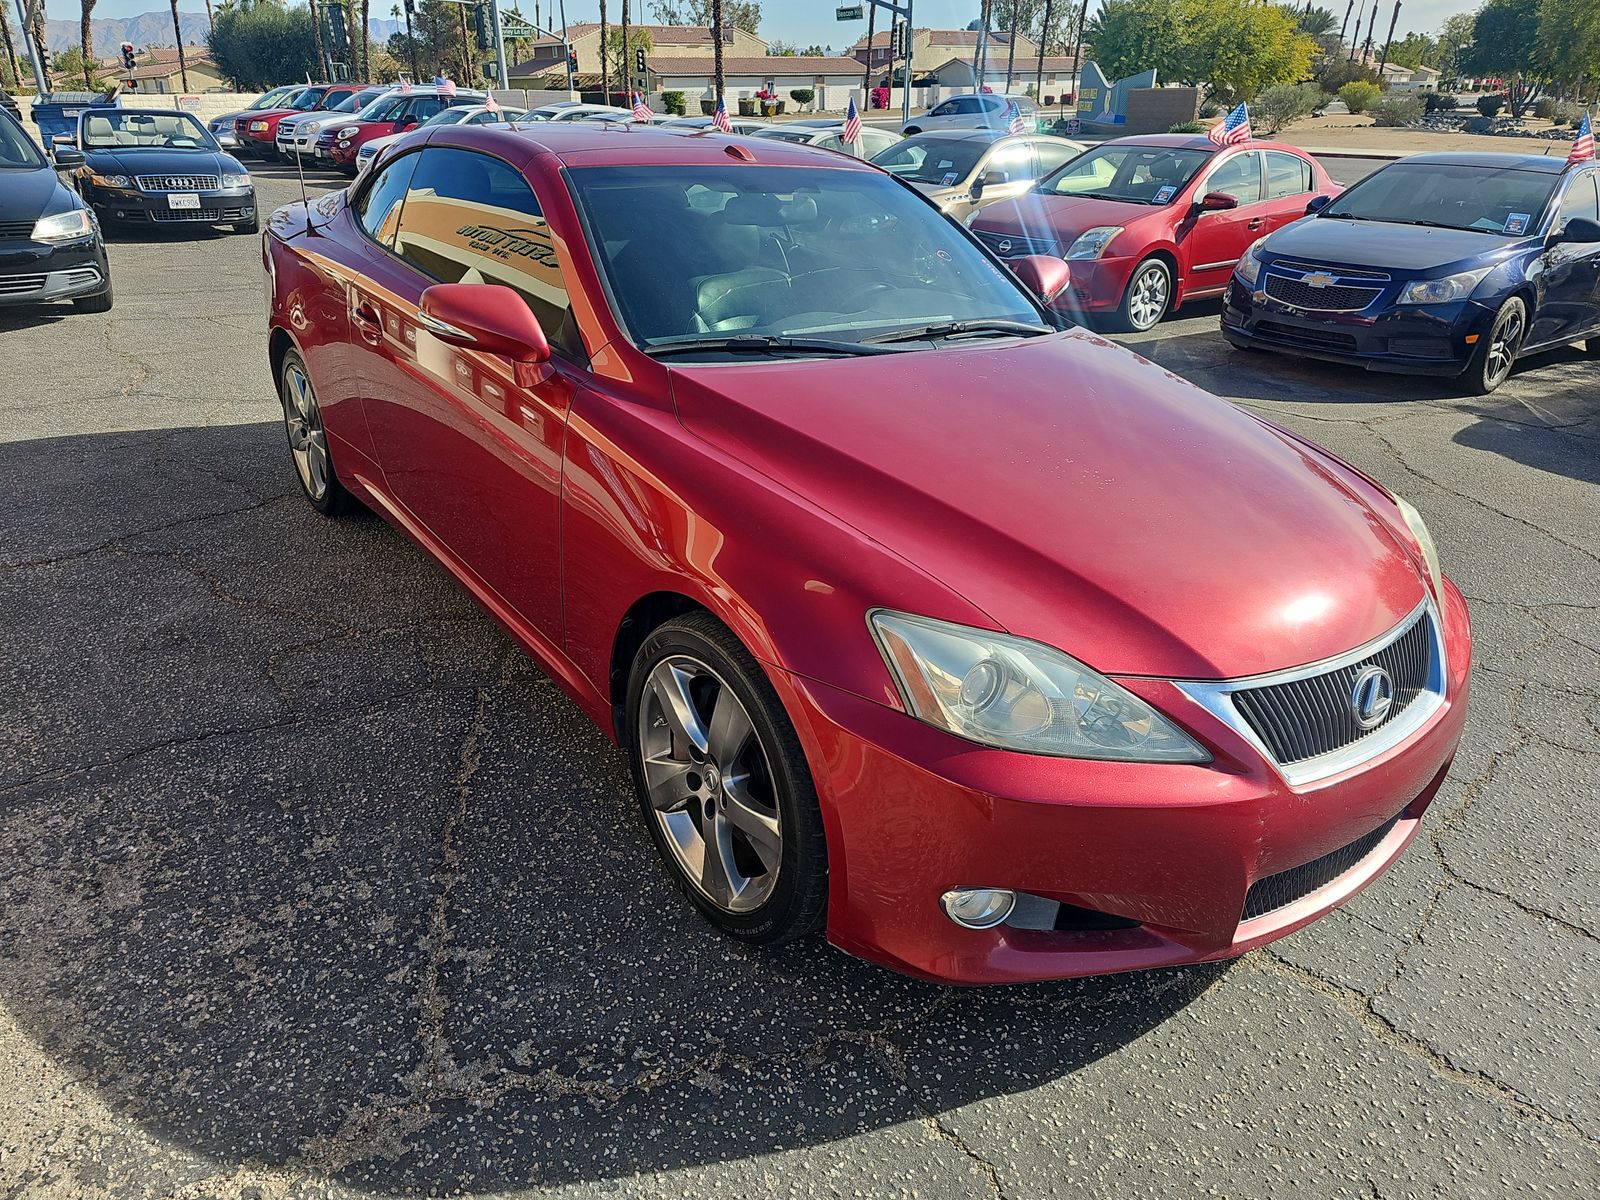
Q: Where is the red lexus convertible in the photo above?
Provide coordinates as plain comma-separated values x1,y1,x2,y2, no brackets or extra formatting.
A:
263,125,1469,985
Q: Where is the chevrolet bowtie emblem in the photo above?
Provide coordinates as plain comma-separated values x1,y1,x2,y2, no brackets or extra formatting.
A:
1302,272,1337,288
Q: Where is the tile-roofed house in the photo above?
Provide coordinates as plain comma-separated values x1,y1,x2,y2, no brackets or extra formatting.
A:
509,21,767,83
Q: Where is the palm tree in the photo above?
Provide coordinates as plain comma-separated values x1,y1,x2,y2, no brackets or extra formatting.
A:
360,0,370,78
711,0,724,107
1,3,21,90
599,0,609,100
307,0,328,80
1003,0,1018,90
78,0,99,89
1297,5,1340,37
203,0,214,31
169,0,190,91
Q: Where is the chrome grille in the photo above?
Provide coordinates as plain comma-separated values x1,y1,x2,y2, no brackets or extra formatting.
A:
1232,611,1434,767
136,174,220,192
1264,273,1382,312
151,208,219,223
974,230,1059,258
0,273,47,295
0,220,35,239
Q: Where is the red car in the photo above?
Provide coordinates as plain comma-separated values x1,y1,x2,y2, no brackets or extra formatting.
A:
312,84,486,173
235,83,365,160
264,126,1469,985
971,134,1341,331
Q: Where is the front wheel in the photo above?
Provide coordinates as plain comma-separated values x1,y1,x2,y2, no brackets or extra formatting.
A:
72,279,113,312
625,613,827,945
1462,297,1526,395
232,212,260,235
1110,257,1174,333
278,349,355,515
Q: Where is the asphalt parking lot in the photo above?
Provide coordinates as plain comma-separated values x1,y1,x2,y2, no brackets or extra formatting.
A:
1,164,1596,1199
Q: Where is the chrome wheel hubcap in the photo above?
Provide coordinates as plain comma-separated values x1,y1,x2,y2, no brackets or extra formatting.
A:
283,363,330,501
1486,309,1523,386
639,655,782,913
1128,266,1169,330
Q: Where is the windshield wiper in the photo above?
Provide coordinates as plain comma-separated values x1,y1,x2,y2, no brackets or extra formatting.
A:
644,334,899,359
861,319,1053,345
1320,211,1374,221
1402,219,1498,234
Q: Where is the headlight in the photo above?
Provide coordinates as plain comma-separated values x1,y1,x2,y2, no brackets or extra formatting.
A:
87,173,131,189
1397,267,1492,306
1064,226,1123,260
249,120,268,131
1394,496,1444,598
30,209,93,242
337,126,360,139
222,172,251,188
1235,236,1268,287
869,611,1211,762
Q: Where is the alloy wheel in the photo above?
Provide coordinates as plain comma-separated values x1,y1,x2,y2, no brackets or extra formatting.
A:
1485,305,1524,389
638,655,783,913
283,361,331,501
1127,263,1170,331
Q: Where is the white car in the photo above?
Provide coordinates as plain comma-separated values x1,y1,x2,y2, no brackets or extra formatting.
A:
749,121,901,159
660,114,771,135
902,92,1038,136
354,103,529,172
527,102,633,122
278,85,390,161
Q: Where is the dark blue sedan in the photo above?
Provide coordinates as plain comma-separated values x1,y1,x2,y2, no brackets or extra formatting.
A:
1222,153,1600,393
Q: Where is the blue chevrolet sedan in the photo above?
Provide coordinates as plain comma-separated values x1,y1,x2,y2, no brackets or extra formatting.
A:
1222,153,1600,393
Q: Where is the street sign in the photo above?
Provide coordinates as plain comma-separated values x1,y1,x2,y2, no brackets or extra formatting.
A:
501,22,534,38
836,5,864,19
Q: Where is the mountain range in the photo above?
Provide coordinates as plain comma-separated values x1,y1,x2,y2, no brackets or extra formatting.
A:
41,12,404,60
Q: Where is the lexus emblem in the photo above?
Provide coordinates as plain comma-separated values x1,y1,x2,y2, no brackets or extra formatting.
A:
1350,665,1395,729
997,238,1013,254
1302,271,1337,289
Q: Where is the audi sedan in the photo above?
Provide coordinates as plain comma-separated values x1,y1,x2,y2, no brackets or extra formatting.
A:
263,125,1470,985
71,110,255,234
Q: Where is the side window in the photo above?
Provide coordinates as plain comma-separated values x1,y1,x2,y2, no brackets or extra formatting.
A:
353,151,419,248
861,129,898,156
1555,173,1600,232
931,101,956,117
986,142,1036,182
1034,141,1079,176
408,97,445,122
816,133,849,153
374,97,410,122
393,147,581,358
952,97,982,115
1264,151,1313,200
1205,152,1263,205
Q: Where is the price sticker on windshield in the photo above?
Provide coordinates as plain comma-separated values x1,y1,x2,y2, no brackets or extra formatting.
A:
1154,185,1177,203
1504,212,1530,235
940,171,959,186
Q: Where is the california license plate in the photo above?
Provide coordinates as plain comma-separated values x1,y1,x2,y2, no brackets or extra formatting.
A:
168,193,201,210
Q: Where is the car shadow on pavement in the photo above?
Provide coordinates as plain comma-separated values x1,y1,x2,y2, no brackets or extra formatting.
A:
0,422,1228,1194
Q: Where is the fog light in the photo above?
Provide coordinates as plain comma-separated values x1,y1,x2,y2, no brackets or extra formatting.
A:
940,887,1016,929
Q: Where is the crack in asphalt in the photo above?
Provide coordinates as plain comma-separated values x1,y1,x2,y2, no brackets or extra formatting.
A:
0,493,293,573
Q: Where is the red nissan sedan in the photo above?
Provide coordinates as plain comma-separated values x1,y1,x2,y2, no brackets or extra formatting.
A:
263,125,1469,985
971,134,1340,331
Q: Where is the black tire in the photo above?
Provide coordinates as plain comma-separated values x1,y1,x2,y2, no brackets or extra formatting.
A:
1109,256,1174,333
625,612,828,946
1461,296,1527,395
72,279,113,312
233,213,260,234
1586,336,1599,356
277,349,356,515
902,126,921,135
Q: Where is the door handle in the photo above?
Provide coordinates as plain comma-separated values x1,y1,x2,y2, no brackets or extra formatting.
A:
352,299,383,343
1247,218,1265,231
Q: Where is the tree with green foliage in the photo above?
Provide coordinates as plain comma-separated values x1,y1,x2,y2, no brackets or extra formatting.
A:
1536,0,1600,91
1292,4,1338,36
992,1,1075,52
1460,0,1546,116
1383,31,1434,70
650,0,760,35
1086,0,1316,101
1316,55,1379,93
55,45,107,89
1433,11,1475,79
210,2,320,89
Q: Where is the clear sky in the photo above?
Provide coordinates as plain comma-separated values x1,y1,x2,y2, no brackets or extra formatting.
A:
42,0,1476,48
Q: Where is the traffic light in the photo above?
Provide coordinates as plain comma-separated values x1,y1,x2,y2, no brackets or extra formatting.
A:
567,49,578,76
473,4,492,52
327,4,349,58
120,42,136,70
894,21,910,60
635,46,646,75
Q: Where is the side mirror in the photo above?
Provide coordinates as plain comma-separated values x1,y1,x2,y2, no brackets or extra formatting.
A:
1549,216,1600,246
53,146,85,169
1305,193,1332,215
52,133,76,148
419,283,551,365
400,120,418,132
1196,191,1239,212
1009,253,1072,304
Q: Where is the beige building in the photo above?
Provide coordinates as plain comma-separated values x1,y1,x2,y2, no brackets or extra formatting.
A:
509,22,768,85
850,27,1040,77
117,46,228,94
647,55,867,101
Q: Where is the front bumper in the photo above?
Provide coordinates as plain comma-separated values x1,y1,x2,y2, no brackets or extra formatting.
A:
1222,275,1495,376
1044,254,1139,315
774,578,1472,985
85,185,256,228
0,235,108,306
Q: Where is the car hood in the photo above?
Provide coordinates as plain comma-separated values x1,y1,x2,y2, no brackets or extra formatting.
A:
83,148,241,178
0,164,75,222
1262,216,1521,272
667,331,1426,680
974,193,1167,250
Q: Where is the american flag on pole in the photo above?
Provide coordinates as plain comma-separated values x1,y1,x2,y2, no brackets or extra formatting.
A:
439,78,456,97
1569,113,1595,165
1207,102,1252,146
632,91,654,121
396,80,412,93
711,97,733,132
843,96,862,145
484,94,500,115
1006,99,1026,135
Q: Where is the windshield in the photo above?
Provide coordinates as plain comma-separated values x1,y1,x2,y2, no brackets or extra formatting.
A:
250,87,298,111
872,136,988,185
1037,144,1211,204
422,108,473,128
329,89,382,114
355,93,401,120
80,111,214,150
751,129,815,144
0,113,46,168
569,164,1043,353
290,87,330,111
1322,162,1559,234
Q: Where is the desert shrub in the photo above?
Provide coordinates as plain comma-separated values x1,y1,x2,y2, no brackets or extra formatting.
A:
1370,94,1425,127
1199,101,1221,118
662,90,686,115
1339,81,1382,113
1252,83,1322,132
1317,58,1380,95
1534,97,1558,120
1424,92,1458,112
1476,93,1504,117
1168,119,1205,133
